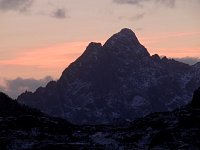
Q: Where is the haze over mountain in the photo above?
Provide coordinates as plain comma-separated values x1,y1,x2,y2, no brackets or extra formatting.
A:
173,57,200,65
18,28,200,124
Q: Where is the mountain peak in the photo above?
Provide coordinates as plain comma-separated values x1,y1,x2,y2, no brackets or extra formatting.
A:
103,28,149,58
82,42,102,57
104,28,139,47
86,42,102,50
119,28,137,37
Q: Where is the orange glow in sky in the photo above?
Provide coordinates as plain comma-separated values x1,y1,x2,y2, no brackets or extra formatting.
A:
0,40,105,79
0,0,200,80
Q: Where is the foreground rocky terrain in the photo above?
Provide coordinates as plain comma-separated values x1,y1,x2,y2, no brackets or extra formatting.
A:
1,87,200,149
17,28,200,124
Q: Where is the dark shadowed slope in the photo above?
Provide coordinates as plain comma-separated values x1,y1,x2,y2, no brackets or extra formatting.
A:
1,87,200,149
0,92,42,117
18,28,200,124
0,92,75,150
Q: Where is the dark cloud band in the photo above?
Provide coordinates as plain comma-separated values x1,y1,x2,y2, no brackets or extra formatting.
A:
0,76,53,98
0,0,33,11
113,0,176,8
0,0,68,19
53,8,67,19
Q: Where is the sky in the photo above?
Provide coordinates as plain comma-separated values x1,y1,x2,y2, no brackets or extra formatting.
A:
0,0,200,98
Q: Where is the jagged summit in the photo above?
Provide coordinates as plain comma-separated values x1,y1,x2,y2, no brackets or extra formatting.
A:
103,28,150,58
151,54,161,62
85,28,140,53
74,28,150,63
119,28,139,41
117,28,138,40
104,28,140,47
64,28,150,70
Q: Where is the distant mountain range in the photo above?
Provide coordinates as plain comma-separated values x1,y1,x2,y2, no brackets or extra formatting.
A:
1,86,200,149
17,28,200,124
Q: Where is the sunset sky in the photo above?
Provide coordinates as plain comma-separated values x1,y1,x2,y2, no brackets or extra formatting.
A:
0,0,200,97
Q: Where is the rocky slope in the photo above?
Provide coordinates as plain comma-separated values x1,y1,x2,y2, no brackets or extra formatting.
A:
1,88,200,149
17,28,200,124
0,92,74,150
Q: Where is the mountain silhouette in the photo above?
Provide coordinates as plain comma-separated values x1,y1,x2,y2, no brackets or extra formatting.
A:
17,28,200,124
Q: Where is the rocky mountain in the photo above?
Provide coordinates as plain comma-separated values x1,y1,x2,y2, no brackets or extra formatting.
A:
1,88,200,149
17,28,200,124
